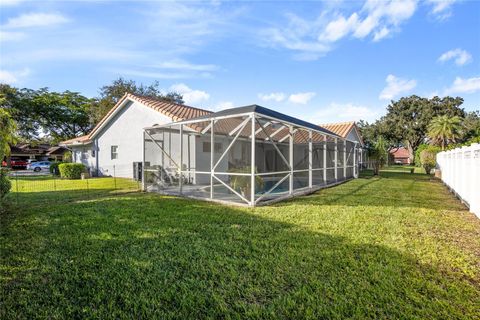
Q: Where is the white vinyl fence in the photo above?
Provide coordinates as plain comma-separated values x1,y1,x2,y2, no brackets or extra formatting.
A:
436,143,480,218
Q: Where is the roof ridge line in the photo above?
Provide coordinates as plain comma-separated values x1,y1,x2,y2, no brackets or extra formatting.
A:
126,93,213,114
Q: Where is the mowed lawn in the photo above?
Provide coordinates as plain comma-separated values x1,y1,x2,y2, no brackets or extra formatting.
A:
1,168,479,319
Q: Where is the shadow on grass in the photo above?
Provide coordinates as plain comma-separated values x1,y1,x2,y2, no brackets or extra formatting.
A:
277,169,466,211
1,194,478,319
4,188,137,208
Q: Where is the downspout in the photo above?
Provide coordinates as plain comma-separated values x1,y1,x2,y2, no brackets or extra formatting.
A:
95,139,99,177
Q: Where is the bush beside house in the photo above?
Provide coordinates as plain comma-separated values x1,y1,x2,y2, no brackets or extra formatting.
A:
0,169,11,200
59,163,86,179
49,161,62,175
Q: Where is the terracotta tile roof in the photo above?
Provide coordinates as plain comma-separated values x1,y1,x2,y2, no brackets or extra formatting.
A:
60,135,91,145
61,93,359,146
126,93,212,123
319,121,363,145
88,93,212,139
320,121,355,138
61,93,213,145
46,146,68,155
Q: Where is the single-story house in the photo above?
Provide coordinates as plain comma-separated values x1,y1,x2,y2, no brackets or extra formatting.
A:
390,147,410,164
5,143,68,163
61,93,211,178
62,94,366,187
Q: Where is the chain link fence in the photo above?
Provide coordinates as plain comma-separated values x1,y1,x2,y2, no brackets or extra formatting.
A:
6,165,142,207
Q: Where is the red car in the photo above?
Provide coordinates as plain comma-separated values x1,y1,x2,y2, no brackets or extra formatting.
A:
1,159,28,169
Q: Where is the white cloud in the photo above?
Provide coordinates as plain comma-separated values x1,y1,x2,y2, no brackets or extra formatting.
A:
215,101,235,110
262,0,418,60
288,92,316,104
151,60,218,72
310,102,383,124
354,0,417,39
426,0,458,19
0,30,25,42
379,74,417,100
444,77,480,95
0,0,24,6
335,103,378,120
258,92,286,102
3,13,69,28
145,2,242,55
113,69,195,80
318,13,359,42
438,48,472,66
373,27,390,41
0,68,30,84
170,83,210,105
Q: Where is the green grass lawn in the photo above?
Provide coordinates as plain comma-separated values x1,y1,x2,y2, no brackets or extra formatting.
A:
1,168,479,319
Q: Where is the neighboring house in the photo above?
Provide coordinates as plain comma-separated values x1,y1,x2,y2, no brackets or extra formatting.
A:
61,93,211,178
319,121,364,147
390,147,410,164
7,143,68,162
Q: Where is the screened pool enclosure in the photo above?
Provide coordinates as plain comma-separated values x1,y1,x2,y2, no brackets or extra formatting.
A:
143,105,363,206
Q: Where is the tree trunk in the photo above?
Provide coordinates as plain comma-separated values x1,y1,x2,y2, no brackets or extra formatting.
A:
373,162,380,175
406,142,414,165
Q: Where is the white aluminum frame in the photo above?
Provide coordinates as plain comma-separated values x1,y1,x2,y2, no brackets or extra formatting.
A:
143,111,359,206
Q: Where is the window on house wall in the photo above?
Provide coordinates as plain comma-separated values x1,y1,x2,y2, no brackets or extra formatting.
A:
91,148,96,157
111,145,118,159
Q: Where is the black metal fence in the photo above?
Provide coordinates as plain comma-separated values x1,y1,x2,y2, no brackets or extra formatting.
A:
6,169,142,207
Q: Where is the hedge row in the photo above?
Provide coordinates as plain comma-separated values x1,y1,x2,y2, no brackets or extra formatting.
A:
49,161,62,175
58,163,86,179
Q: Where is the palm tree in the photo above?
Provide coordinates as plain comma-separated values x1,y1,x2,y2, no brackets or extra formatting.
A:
427,115,463,150
368,136,388,175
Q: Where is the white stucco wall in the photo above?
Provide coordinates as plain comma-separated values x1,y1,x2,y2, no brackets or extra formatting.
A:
94,100,173,178
346,128,362,145
71,143,96,174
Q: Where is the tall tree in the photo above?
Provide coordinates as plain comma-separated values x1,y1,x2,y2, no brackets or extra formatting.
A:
91,78,184,124
462,111,480,142
35,90,94,142
0,108,17,162
380,95,465,164
0,85,42,140
0,85,93,142
368,136,388,175
427,115,463,150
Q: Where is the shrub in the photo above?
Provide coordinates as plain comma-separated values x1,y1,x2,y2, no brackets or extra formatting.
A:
420,147,439,174
415,144,429,167
0,168,12,200
49,161,62,175
59,163,86,179
63,151,72,162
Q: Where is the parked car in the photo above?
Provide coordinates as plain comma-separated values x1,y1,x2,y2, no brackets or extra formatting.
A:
27,161,51,172
1,159,28,169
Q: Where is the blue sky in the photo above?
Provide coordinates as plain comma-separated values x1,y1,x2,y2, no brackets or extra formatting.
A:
1,0,479,124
